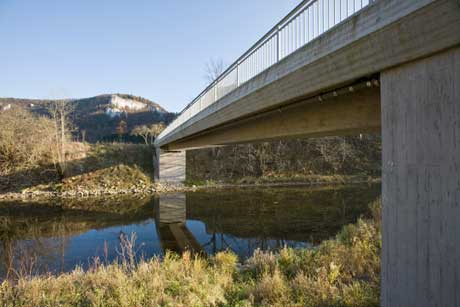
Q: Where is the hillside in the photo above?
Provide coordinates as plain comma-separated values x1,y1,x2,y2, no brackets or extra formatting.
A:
0,94,176,142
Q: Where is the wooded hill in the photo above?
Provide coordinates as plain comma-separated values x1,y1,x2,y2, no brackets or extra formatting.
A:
0,94,176,142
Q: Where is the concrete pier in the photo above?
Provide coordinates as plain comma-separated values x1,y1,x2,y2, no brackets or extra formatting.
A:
381,47,460,307
153,149,186,183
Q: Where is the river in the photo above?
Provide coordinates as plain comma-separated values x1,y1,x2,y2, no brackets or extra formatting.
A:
0,184,380,279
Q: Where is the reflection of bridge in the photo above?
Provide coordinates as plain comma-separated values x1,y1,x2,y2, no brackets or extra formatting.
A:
153,194,203,255
154,1,460,305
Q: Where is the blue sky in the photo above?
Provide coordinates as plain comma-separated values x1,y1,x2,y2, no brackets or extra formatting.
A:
0,0,300,112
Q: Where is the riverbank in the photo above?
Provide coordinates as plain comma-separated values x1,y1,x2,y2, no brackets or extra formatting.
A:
0,182,188,201
0,175,380,202
0,199,381,306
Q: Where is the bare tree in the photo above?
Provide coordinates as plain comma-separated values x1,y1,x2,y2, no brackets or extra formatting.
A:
149,123,166,144
46,100,73,177
131,123,166,145
131,125,150,145
204,58,224,84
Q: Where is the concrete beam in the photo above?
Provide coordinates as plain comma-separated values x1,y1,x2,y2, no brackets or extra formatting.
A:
381,47,460,306
157,0,460,148
165,87,380,150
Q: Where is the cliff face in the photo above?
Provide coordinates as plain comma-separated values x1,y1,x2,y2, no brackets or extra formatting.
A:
186,134,381,183
105,95,168,118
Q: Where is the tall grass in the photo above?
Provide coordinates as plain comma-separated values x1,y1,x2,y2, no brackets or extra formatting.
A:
0,199,381,306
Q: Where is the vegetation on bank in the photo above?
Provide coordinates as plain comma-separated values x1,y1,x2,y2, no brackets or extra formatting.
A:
185,174,380,188
0,106,160,197
1,106,381,198
0,140,156,197
0,200,381,306
186,135,382,185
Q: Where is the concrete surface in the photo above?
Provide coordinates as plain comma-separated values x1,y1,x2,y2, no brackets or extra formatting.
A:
156,151,186,183
381,46,460,307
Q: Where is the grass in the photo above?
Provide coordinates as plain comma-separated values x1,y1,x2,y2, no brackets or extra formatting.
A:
60,143,155,191
185,174,379,188
7,142,156,196
0,199,381,306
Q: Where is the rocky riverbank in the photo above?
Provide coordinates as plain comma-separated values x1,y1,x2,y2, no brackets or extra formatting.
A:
0,175,380,202
0,183,196,201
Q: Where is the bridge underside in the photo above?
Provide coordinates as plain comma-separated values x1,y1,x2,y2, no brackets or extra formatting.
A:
164,85,381,151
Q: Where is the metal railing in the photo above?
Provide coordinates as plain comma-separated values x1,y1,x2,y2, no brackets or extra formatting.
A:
157,0,374,142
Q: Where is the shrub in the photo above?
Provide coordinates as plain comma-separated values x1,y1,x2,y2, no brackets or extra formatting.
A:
0,107,56,173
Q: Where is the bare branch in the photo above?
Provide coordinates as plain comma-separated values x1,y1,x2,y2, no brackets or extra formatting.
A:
204,58,224,84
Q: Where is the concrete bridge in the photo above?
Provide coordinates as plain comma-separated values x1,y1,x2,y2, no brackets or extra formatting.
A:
154,0,460,306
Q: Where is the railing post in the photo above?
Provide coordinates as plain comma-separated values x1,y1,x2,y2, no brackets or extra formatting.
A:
276,26,280,62
236,64,240,87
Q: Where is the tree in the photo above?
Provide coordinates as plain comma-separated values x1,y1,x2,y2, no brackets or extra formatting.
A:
148,123,166,144
46,99,74,176
0,107,55,176
131,125,150,144
131,123,166,145
204,58,224,84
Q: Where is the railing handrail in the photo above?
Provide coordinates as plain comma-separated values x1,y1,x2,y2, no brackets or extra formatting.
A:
157,0,374,142
180,0,316,115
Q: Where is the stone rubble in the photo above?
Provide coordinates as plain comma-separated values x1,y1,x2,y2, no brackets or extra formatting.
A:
0,183,199,201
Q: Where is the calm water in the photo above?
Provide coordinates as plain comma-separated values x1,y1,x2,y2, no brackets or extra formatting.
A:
0,184,380,279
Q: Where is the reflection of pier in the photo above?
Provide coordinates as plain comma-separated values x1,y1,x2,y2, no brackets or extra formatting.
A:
154,194,203,255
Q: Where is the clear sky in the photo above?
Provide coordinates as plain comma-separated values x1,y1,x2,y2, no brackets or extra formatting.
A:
0,0,300,112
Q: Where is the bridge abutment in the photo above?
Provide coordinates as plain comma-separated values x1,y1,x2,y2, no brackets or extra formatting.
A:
153,148,186,184
381,47,460,307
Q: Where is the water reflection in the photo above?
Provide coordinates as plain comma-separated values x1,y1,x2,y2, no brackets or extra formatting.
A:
0,184,380,279
154,194,204,255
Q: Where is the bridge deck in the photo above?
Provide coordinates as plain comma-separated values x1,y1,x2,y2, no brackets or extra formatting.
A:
156,0,460,150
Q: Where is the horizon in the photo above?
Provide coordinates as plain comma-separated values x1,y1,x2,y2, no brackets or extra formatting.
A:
1,0,299,112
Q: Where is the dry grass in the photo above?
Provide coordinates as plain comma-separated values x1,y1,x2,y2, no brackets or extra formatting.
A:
0,199,381,306
60,143,155,191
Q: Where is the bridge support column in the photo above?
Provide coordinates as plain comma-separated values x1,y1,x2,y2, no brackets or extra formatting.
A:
381,47,460,307
153,148,186,184
153,146,160,182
